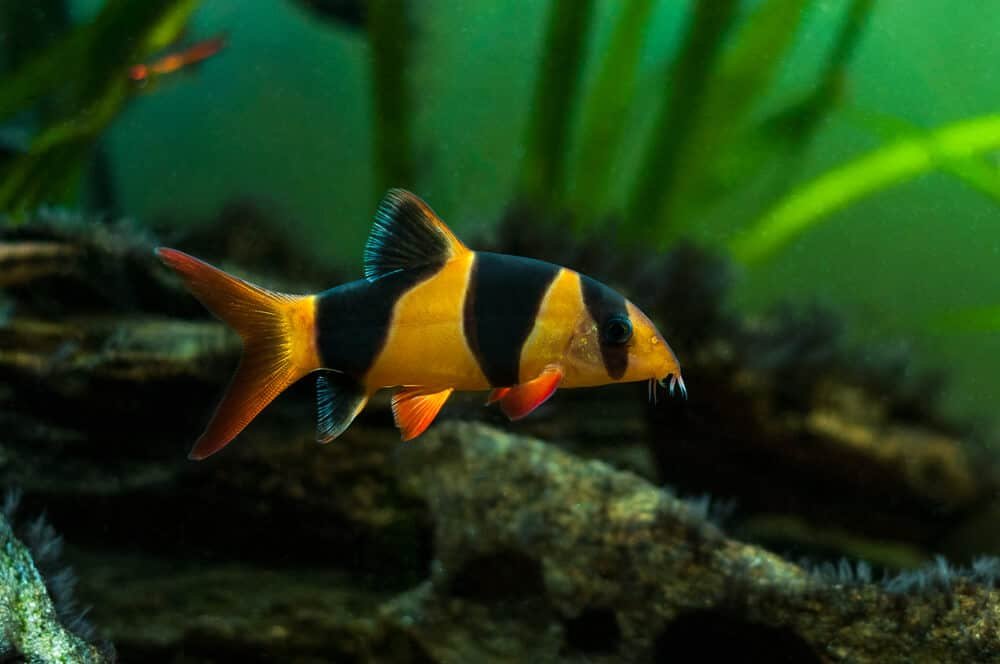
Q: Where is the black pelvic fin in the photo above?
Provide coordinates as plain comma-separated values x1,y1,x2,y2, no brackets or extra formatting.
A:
316,372,369,443
363,189,467,280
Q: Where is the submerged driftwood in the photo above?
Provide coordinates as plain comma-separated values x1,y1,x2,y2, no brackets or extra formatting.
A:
66,423,1000,662
391,423,1000,663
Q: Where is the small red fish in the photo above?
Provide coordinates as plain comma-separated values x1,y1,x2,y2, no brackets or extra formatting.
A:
128,36,226,84
157,190,686,460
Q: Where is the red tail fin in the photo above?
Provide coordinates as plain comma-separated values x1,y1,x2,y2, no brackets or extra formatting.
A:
156,248,319,460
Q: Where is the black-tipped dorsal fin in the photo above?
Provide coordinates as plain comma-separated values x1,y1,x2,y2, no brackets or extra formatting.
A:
364,189,468,280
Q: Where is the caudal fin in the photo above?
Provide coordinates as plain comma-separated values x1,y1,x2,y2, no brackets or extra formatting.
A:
156,248,319,460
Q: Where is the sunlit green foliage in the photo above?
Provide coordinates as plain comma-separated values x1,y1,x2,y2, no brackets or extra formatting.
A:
730,113,1000,263
848,107,1000,207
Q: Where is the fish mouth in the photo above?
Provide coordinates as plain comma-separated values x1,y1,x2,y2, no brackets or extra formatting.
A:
657,373,688,400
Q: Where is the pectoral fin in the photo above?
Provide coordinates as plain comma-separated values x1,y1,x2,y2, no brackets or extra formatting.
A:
498,365,563,421
316,372,369,443
392,386,454,441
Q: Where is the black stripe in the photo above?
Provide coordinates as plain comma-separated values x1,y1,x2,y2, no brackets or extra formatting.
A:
316,264,443,376
580,274,629,380
464,252,559,387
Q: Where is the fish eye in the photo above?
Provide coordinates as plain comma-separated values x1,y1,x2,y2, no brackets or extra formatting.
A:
603,316,632,345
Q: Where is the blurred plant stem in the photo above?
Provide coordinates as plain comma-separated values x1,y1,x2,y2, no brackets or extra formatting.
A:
570,0,656,228
648,0,810,244
625,0,739,241
730,113,1000,264
518,0,595,214
757,0,874,154
367,0,416,201
603,0,875,250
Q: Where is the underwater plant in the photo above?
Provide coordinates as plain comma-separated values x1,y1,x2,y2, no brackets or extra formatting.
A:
0,0,203,217
519,0,596,213
367,0,417,200
504,0,875,244
731,112,1000,263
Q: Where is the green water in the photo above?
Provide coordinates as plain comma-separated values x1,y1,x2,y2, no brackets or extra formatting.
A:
82,0,1000,425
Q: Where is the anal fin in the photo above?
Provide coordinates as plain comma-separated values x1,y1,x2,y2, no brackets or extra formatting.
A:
392,386,454,441
486,387,511,405
317,372,369,443
499,365,563,421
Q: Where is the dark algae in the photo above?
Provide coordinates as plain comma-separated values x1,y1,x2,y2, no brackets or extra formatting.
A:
2,1,1000,662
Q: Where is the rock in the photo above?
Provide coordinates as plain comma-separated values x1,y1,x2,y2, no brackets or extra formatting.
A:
57,422,1000,663
387,422,1000,663
0,509,111,663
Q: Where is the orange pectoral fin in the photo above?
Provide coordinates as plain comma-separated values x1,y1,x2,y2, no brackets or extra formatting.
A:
486,387,511,405
499,365,563,421
392,387,454,441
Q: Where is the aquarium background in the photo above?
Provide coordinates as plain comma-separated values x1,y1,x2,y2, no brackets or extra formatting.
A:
82,0,1000,426
2,0,1000,662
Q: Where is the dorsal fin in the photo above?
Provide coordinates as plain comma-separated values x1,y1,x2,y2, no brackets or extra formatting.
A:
363,189,468,280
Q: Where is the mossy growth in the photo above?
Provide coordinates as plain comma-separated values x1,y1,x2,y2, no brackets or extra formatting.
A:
0,490,112,662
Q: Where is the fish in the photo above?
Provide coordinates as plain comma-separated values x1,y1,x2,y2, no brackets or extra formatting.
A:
156,189,686,460
127,35,227,85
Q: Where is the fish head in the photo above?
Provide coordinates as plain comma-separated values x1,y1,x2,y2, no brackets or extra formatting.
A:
564,277,684,394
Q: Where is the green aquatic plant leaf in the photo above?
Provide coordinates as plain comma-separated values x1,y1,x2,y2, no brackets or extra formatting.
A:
847,106,1000,206
625,0,740,236
757,0,873,146
0,83,127,213
0,0,200,216
368,0,416,200
943,157,1000,204
0,0,198,122
653,0,811,240
570,0,656,226
519,0,596,212
773,0,873,148
702,0,874,211
730,113,1000,264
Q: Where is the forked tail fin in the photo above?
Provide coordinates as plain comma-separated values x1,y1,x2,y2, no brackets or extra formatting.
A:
156,248,319,460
